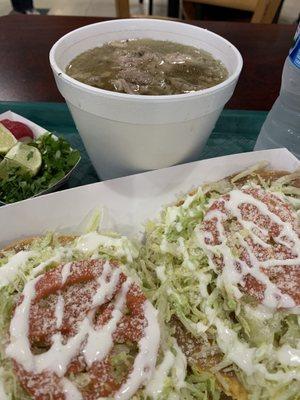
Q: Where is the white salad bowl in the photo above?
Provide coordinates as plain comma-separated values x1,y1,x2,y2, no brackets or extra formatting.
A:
50,19,243,180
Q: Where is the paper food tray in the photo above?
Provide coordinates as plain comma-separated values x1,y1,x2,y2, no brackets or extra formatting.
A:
0,111,81,205
0,148,298,247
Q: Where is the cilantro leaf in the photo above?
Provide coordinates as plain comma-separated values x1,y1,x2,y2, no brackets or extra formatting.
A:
0,133,80,203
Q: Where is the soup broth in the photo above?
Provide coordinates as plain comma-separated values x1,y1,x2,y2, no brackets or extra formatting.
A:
66,39,228,95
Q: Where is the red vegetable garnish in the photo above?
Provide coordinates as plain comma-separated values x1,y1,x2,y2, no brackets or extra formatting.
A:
0,119,34,140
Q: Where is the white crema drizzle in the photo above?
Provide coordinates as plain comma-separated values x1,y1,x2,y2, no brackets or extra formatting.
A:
0,246,75,289
145,341,187,400
0,251,36,288
197,189,300,310
76,232,138,262
215,319,300,378
195,188,300,377
6,260,160,400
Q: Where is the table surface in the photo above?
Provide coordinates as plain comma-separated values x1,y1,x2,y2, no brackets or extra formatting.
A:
0,15,296,110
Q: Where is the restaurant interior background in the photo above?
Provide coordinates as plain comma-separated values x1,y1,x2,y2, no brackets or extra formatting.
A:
0,0,298,23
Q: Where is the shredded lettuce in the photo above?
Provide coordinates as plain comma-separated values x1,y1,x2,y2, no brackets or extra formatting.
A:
0,230,202,400
133,167,300,400
1,165,299,400
0,231,143,399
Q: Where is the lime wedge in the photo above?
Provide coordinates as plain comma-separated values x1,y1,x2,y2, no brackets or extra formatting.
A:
0,122,17,154
5,143,42,177
0,158,30,180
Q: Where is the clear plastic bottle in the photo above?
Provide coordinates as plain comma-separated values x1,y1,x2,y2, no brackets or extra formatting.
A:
254,24,300,158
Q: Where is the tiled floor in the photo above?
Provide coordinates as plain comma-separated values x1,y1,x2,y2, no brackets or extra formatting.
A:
0,0,298,22
279,0,300,23
0,0,10,15
0,0,167,17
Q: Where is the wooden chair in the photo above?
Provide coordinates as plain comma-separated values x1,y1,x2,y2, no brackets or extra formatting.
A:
115,0,154,18
115,0,130,18
183,0,282,23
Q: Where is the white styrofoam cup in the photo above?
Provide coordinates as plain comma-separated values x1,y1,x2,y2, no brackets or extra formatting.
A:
50,19,243,179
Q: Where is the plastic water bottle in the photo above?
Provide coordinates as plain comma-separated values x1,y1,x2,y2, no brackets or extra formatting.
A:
254,23,300,158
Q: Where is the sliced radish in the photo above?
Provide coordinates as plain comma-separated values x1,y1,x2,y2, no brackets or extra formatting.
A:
0,119,34,141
